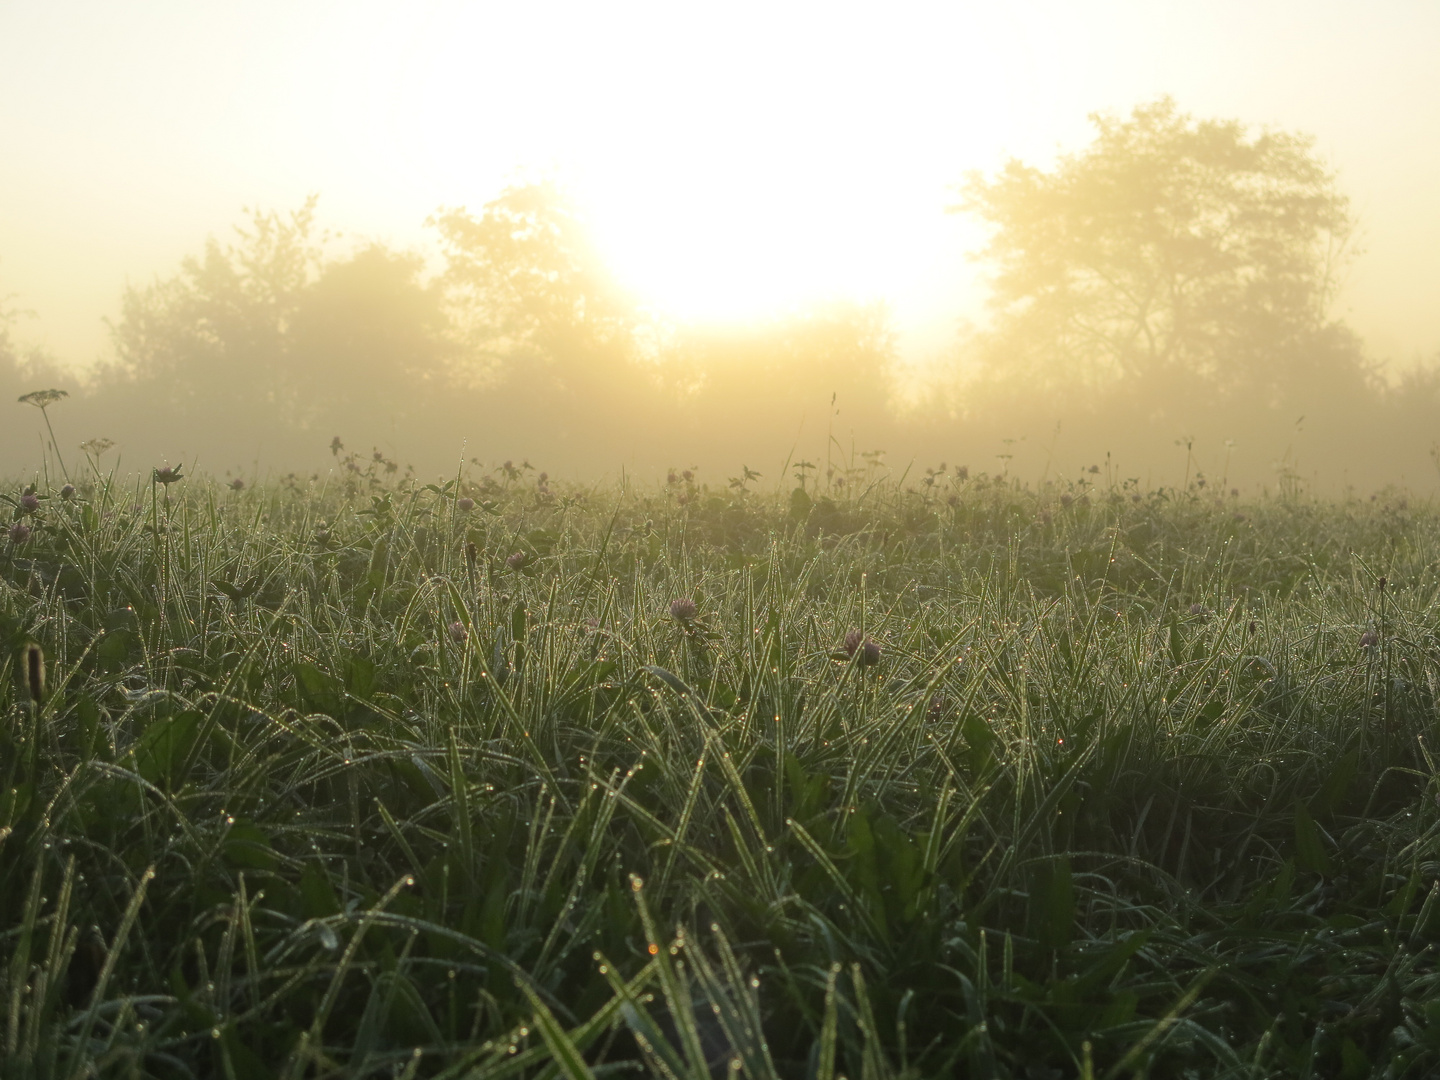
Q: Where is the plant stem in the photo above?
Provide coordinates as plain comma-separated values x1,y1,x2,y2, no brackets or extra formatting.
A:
39,406,70,484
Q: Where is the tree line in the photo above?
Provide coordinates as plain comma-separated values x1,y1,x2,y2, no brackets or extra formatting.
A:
6,98,1439,489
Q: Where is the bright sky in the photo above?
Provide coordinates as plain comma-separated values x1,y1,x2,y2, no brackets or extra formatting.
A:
1,0,1438,374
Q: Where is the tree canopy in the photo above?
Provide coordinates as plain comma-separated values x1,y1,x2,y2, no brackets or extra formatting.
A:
958,98,1367,405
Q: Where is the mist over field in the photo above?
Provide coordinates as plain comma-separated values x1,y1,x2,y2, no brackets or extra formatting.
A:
4,4,1440,493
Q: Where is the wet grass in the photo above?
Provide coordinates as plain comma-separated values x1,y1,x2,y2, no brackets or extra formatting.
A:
1,466,1438,1078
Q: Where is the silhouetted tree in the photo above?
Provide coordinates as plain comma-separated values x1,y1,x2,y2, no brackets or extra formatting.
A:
99,199,460,465
105,197,324,420
431,182,641,387
957,98,1369,407
430,182,666,454
288,244,454,429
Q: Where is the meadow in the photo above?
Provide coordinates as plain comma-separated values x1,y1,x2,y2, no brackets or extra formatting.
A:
1,458,1438,1079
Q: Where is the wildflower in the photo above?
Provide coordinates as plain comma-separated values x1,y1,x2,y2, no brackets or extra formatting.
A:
1230,488,1240,497
505,551,528,571
153,465,184,486
1188,603,1209,616
19,492,40,513
60,484,76,500
1060,493,1074,508
457,497,475,512
681,469,693,483
843,629,882,667
667,471,678,485
1359,629,1379,649
449,620,468,643
229,478,245,491
8,521,32,544
670,598,698,622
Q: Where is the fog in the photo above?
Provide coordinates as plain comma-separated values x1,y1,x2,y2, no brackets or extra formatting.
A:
4,2,1440,492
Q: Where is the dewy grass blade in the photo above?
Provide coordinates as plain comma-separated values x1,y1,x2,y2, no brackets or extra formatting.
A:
516,977,597,1080
63,864,155,1080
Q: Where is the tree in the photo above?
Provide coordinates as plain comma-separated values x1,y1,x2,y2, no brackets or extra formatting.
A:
287,244,454,428
430,181,640,390
106,197,325,418
429,182,668,454
957,98,1367,405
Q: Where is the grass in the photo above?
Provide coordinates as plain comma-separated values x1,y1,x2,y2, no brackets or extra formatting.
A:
1,462,1438,1078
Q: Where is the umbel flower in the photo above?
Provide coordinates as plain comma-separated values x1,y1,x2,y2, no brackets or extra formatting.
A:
18,389,71,482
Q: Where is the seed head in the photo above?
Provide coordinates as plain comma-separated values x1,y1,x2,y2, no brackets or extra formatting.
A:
25,644,44,703
670,598,698,622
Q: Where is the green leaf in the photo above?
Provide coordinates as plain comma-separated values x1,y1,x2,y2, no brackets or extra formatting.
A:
1294,801,1332,875
224,824,278,871
1029,856,1075,951
133,710,202,788
299,862,341,918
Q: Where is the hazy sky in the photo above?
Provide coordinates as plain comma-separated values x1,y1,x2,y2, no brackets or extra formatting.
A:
2,0,1437,375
